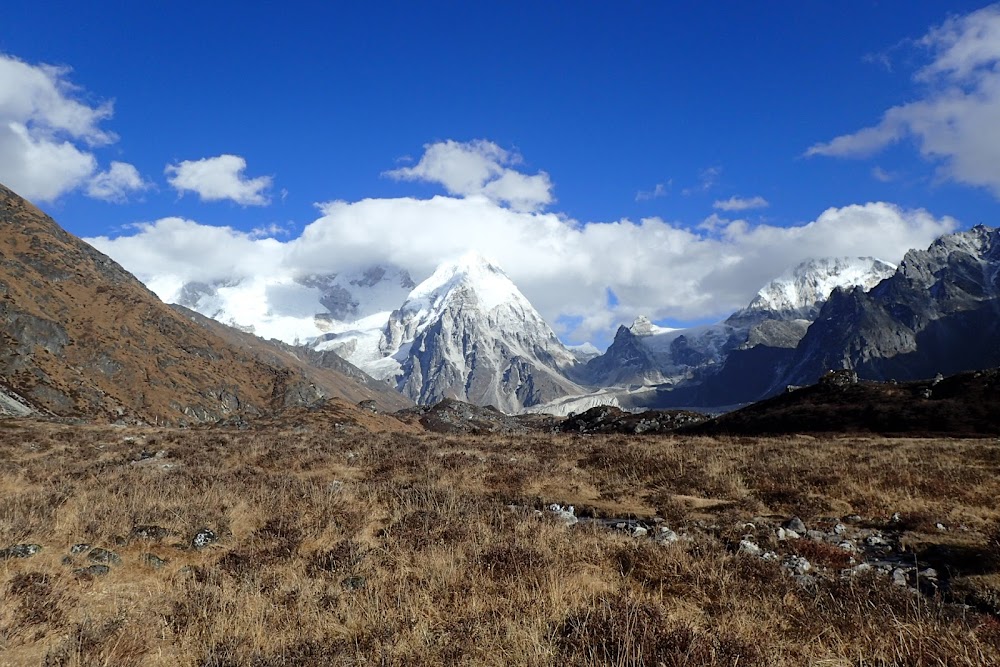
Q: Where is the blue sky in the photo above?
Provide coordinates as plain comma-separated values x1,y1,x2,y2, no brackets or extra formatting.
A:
1,2,998,345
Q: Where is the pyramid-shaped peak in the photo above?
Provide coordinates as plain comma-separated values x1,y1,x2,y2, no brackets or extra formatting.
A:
444,250,507,277
407,251,521,312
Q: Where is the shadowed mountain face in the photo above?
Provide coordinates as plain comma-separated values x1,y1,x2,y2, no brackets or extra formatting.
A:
686,368,1000,437
0,183,409,423
782,225,1000,386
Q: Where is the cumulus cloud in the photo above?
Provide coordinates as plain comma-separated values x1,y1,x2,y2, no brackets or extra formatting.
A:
806,4,1000,198
165,154,272,205
0,53,122,202
384,139,554,212
88,194,956,345
86,161,149,202
713,195,769,211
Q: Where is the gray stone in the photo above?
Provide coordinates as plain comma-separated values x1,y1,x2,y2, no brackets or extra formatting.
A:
70,543,91,554
865,534,888,547
739,539,762,556
782,555,811,575
75,564,110,577
141,553,167,569
656,527,679,545
547,504,578,526
340,575,366,591
88,548,121,565
192,527,218,550
777,527,800,541
892,568,908,587
783,517,807,533
833,523,847,535
130,525,169,541
0,543,42,559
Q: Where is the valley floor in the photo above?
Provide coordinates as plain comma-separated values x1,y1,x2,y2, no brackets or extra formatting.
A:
1,420,1000,665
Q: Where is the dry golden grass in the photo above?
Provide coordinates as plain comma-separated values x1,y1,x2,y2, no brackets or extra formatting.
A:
1,419,999,665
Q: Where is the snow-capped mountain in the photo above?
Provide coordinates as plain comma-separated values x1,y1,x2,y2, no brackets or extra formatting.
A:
173,266,415,343
781,224,1000,386
564,255,900,410
730,257,896,323
367,251,584,413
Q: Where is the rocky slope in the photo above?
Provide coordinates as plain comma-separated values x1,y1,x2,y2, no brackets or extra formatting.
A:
667,225,1000,408
729,257,896,324
686,368,1000,437
564,256,897,410
0,183,408,422
782,225,1000,386
366,252,583,413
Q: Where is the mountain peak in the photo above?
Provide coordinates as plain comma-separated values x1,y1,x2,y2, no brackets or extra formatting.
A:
628,315,676,337
406,251,521,312
739,256,896,319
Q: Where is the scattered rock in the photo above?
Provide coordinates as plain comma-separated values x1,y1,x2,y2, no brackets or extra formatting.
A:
341,575,366,590
141,553,168,569
844,563,872,577
739,539,762,556
655,527,679,545
892,568,909,587
783,517,807,533
130,525,169,541
70,543,91,554
819,369,858,387
777,527,800,541
935,522,948,532
192,528,219,550
88,548,121,565
783,555,812,575
865,534,888,548
75,564,110,577
833,523,847,535
1,543,42,559
547,504,578,526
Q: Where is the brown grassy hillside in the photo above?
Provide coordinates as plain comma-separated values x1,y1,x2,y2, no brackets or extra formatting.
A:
0,184,408,423
2,419,999,665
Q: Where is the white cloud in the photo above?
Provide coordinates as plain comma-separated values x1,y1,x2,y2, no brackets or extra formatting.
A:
713,195,769,211
384,139,554,212
871,166,896,183
165,154,272,206
88,195,956,345
635,181,671,201
682,166,721,196
806,4,1000,198
0,53,121,202
87,161,149,202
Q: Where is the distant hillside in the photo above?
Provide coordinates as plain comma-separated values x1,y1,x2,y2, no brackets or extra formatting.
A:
0,183,409,423
685,368,1000,437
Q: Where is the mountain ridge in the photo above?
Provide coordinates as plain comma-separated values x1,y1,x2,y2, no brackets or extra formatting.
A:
0,183,409,423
